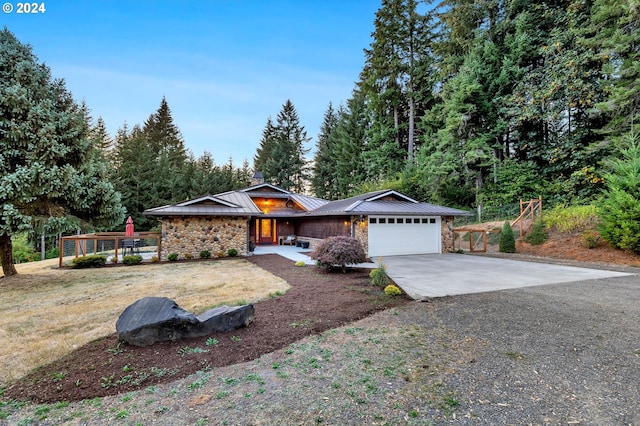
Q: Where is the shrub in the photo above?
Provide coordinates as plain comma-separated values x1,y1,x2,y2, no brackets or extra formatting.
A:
294,261,306,267
384,284,402,296
599,131,640,253
582,230,600,249
216,251,225,258
369,258,390,287
544,204,599,232
12,233,37,263
199,250,211,259
168,253,179,261
45,247,59,260
227,248,238,257
499,221,516,253
150,256,159,263
310,236,366,272
524,218,548,245
110,256,118,264
184,253,193,260
122,255,143,266
72,255,107,268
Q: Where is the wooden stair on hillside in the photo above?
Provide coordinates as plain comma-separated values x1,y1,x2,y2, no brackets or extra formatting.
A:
511,197,543,237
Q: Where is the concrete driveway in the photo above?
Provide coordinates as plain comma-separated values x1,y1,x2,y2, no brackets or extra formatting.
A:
384,254,633,299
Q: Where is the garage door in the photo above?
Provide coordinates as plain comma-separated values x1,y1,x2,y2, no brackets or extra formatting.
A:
368,216,441,257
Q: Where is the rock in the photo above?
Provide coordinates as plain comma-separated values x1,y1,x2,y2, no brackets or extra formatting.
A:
116,296,255,346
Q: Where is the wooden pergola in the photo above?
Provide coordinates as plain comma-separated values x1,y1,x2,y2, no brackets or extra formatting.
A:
58,232,161,267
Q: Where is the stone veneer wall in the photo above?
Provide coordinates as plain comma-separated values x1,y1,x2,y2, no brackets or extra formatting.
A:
353,216,369,255
161,216,248,261
441,216,455,253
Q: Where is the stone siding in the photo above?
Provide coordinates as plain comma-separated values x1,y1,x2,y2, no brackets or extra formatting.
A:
441,216,455,253
353,216,369,255
161,216,248,261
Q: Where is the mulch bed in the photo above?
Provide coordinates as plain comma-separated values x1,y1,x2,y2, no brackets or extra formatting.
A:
4,254,409,403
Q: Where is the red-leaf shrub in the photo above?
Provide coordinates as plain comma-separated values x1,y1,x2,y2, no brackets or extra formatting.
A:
310,236,367,272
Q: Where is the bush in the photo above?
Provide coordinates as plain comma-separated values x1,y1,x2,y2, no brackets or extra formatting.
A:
150,256,159,263
45,247,59,260
499,221,516,253
72,255,107,268
544,204,599,232
184,253,193,260
122,255,143,265
384,284,402,296
12,233,37,263
581,230,600,249
524,218,548,245
369,259,390,287
199,250,211,259
294,261,306,267
227,248,238,257
168,253,179,261
310,236,367,272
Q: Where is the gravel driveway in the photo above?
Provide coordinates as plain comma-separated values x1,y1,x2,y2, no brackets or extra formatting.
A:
3,264,638,425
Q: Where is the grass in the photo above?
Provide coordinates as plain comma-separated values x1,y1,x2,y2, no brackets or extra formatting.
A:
0,257,290,386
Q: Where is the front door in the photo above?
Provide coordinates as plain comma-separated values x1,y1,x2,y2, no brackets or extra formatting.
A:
258,219,275,245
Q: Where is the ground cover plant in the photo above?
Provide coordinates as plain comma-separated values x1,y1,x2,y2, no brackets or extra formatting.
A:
1,255,407,403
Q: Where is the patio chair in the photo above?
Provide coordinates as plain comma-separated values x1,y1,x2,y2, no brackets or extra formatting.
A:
282,235,296,245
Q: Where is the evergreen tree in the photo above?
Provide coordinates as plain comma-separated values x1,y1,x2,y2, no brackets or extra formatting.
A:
311,103,339,199
360,0,436,163
588,0,640,137
112,124,156,230
259,100,310,192
598,131,640,253
253,116,276,176
0,29,124,275
499,221,516,253
333,91,370,197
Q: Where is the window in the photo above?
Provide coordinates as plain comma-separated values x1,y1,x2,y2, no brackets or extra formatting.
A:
369,218,377,224
397,218,404,224
388,218,395,224
422,218,429,224
379,218,386,224
430,218,436,224
406,218,412,223
413,218,420,224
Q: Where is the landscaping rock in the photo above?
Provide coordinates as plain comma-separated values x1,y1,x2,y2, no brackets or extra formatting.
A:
116,296,254,346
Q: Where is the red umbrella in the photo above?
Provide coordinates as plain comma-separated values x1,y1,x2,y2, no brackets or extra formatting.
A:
125,216,135,236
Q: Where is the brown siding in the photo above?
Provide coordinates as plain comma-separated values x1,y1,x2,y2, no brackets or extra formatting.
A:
297,217,351,239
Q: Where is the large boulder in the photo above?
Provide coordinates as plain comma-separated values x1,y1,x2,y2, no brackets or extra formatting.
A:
116,296,255,346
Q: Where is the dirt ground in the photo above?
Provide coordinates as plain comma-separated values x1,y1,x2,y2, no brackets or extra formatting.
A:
516,229,640,267
2,255,408,403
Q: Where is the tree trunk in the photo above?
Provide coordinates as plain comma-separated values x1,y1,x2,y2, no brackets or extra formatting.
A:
0,233,18,277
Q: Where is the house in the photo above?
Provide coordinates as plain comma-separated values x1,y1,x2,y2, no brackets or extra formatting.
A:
143,183,471,260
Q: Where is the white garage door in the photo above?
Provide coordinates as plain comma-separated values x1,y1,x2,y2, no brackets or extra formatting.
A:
368,216,441,257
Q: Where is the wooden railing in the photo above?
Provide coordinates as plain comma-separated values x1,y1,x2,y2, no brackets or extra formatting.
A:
511,197,543,237
59,232,161,267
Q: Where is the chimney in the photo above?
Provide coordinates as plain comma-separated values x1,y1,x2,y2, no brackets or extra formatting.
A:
251,171,264,186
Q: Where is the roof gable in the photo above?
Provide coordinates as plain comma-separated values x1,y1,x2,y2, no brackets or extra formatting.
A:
366,190,418,204
241,183,291,196
176,195,239,208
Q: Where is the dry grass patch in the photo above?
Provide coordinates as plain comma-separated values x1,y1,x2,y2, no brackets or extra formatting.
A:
0,258,290,386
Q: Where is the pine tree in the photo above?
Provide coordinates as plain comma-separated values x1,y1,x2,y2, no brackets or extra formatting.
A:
311,103,339,199
0,29,124,275
254,116,277,176
259,100,310,192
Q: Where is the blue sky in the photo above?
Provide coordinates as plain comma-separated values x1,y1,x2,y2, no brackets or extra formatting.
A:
2,1,380,163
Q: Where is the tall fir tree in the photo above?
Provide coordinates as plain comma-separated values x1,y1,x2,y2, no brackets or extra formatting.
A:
311,103,339,199
258,100,310,192
0,29,124,275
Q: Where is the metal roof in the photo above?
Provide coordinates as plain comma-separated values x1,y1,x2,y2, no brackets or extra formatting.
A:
143,187,471,218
